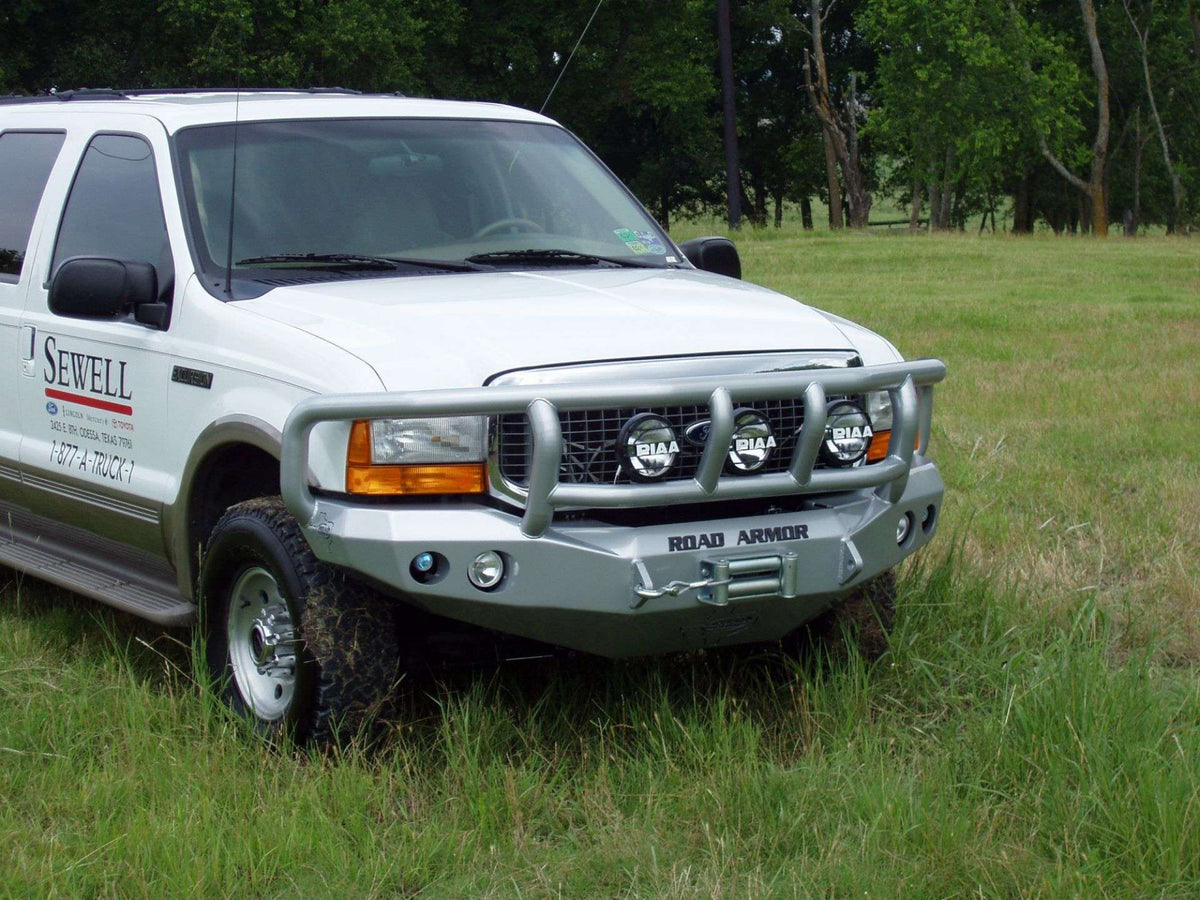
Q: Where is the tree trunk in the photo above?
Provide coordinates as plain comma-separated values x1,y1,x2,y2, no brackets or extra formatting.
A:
716,0,742,229
803,1,870,229
937,147,955,230
1190,2,1200,59
822,132,843,229
774,190,784,228
928,180,941,230
1129,107,1142,235
800,195,814,230
1013,171,1032,233
1083,0,1110,235
909,180,922,230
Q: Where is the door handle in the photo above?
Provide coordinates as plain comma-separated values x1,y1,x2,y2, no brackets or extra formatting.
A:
19,325,36,377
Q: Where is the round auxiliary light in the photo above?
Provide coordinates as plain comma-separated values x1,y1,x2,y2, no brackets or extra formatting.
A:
412,552,436,574
896,513,913,546
727,408,777,473
820,401,875,467
468,551,505,591
616,413,680,481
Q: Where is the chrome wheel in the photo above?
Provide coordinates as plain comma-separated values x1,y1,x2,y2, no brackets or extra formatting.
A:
226,566,300,722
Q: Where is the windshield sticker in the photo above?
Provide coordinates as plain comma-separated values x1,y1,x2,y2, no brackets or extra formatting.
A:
634,230,668,255
613,228,652,255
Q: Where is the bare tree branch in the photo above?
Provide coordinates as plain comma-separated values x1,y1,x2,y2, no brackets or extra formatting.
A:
1038,137,1092,195
1122,0,1185,224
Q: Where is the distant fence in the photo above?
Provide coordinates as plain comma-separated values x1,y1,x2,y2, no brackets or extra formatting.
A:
869,218,929,230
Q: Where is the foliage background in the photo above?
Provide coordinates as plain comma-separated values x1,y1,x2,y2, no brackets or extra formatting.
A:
3,0,1197,232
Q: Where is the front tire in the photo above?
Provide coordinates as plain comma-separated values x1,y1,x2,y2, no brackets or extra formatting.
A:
200,497,400,744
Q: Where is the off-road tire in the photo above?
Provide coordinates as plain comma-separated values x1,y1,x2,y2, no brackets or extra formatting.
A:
785,571,898,661
200,496,400,744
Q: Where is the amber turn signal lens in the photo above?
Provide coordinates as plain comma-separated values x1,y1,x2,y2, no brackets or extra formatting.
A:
866,430,921,463
347,419,373,466
346,462,487,495
346,420,486,495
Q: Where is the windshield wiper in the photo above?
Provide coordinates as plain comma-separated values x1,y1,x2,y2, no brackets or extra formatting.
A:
236,253,480,272
465,249,660,269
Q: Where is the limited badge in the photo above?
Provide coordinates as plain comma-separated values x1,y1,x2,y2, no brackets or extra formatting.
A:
616,413,679,481
820,401,874,466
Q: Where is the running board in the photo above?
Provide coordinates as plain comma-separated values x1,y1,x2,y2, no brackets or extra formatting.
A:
0,500,194,626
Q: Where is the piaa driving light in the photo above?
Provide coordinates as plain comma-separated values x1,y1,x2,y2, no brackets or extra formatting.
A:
347,417,487,495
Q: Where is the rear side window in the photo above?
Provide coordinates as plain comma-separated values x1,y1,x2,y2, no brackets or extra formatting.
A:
52,134,173,289
0,131,66,281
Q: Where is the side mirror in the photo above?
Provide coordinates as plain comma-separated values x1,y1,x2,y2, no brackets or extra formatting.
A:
678,236,741,280
49,258,168,328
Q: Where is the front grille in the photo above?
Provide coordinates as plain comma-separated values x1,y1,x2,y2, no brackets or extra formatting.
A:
498,396,842,487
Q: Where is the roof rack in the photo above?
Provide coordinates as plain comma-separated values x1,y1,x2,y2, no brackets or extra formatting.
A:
1,87,386,106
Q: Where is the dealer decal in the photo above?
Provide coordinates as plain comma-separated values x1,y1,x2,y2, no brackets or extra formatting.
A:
42,335,133,415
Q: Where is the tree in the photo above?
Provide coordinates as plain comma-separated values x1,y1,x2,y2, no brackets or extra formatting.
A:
800,0,872,227
1123,0,1186,230
862,0,1036,231
1014,0,1113,235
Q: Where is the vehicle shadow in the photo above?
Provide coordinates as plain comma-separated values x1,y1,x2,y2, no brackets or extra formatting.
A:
0,567,865,758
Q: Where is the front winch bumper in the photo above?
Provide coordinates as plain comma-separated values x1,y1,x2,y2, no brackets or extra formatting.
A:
280,360,945,657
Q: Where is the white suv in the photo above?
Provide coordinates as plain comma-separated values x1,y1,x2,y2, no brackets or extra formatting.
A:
0,89,945,741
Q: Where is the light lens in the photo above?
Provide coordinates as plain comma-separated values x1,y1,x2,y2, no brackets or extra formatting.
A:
820,401,875,467
413,552,435,573
618,414,679,480
345,461,486,495
347,419,488,496
865,392,893,432
370,416,486,464
897,513,913,545
468,551,505,590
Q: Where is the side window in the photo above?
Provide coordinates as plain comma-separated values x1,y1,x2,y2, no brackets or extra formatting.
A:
0,131,66,281
52,134,173,293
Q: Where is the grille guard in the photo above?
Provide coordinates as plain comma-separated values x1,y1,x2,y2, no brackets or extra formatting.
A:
281,358,946,538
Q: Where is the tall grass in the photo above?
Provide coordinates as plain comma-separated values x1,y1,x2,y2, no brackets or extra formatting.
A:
2,231,1197,896
3,552,1198,897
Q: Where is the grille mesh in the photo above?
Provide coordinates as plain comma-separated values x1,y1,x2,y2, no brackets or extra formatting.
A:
498,397,827,487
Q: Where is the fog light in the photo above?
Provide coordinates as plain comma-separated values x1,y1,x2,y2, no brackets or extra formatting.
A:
468,551,504,590
896,513,913,546
412,552,435,573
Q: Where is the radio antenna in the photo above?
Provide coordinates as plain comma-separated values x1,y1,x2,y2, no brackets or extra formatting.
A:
540,0,605,115
223,56,243,296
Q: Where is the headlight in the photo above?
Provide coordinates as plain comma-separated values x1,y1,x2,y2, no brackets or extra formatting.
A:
865,391,893,432
369,416,486,464
347,417,487,495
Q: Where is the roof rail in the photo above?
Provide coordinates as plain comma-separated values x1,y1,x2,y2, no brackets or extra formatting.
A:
1,86,385,106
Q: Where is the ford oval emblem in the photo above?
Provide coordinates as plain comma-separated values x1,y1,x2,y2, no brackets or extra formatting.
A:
45,401,58,415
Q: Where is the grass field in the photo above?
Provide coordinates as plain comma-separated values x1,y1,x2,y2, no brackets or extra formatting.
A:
2,230,1198,898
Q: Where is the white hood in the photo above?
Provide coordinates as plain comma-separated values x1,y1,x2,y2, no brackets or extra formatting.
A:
238,268,857,390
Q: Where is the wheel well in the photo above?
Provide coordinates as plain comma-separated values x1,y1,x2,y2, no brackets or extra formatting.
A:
186,442,281,581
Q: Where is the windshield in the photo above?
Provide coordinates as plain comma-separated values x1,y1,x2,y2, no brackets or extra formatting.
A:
174,118,676,296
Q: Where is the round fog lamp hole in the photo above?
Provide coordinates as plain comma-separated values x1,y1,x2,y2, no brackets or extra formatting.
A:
468,551,505,591
922,504,937,534
896,513,914,546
